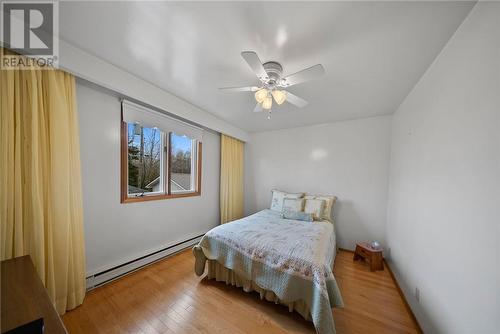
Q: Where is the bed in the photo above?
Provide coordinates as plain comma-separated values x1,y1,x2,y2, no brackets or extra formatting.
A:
193,209,344,334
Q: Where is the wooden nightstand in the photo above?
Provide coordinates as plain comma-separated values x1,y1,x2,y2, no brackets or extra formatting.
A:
353,242,384,271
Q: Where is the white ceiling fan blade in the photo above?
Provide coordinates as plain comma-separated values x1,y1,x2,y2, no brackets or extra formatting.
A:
241,51,268,81
219,86,259,92
281,64,325,87
253,103,263,112
286,91,308,108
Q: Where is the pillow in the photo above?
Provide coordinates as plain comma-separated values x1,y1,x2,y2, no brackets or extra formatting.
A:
304,194,337,222
282,198,305,213
281,210,313,222
304,199,326,221
270,190,304,212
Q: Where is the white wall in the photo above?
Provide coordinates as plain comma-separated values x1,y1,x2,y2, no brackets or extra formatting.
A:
386,2,500,333
77,82,220,275
245,115,392,250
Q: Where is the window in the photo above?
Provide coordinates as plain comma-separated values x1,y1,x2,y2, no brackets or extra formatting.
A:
121,101,202,203
170,133,196,193
127,124,164,195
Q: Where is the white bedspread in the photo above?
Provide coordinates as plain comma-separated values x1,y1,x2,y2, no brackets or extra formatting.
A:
194,209,344,334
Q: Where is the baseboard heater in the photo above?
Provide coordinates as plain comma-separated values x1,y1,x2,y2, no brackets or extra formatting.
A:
85,234,204,290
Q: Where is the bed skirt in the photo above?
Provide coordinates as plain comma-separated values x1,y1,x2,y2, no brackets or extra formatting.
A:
206,259,313,321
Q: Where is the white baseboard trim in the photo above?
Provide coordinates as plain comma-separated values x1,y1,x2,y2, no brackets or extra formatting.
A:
85,234,203,290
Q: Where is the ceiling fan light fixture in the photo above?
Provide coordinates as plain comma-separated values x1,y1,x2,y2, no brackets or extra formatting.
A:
262,96,273,110
254,88,268,103
272,90,287,105
220,51,324,114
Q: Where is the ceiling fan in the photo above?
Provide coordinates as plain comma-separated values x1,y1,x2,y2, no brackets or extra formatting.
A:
219,51,325,119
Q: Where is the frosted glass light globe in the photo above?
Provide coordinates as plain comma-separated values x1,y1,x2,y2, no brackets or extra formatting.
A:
272,90,287,105
262,96,273,110
254,89,268,103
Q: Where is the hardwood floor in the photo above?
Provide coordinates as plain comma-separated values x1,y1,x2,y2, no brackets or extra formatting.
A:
63,250,421,334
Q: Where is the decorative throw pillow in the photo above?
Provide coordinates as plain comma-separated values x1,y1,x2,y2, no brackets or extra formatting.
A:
270,190,304,212
281,210,313,222
282,198,305,213
304,199,326,220
304,194,337,222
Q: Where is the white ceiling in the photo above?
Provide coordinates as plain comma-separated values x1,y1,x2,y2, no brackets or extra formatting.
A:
59,1,474,132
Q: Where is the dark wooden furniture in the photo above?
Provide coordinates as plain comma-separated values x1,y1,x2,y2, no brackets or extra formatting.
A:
353,242,384,271
1,256,67,334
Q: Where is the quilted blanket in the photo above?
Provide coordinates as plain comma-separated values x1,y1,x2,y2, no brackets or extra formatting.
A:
193,209,344,334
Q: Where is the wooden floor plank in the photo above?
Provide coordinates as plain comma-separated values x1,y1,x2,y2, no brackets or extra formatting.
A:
63,250,421,334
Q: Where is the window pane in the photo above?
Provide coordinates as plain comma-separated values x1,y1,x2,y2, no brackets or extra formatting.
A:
127,123,163,195
170,133,194,192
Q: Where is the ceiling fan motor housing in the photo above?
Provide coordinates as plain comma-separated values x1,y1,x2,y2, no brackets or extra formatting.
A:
263,61,283,87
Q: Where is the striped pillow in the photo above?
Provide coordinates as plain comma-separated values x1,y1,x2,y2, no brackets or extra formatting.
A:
281,210,313,222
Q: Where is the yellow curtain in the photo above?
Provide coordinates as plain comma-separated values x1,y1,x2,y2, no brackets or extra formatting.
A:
0,51,86,314
220,134,245,224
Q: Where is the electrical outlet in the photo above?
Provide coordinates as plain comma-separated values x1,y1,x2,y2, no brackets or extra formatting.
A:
415,287,420,303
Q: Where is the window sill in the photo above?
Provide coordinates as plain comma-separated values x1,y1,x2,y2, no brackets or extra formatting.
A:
121,191,201,204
